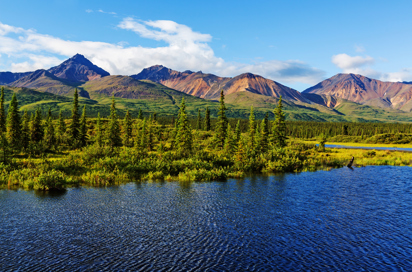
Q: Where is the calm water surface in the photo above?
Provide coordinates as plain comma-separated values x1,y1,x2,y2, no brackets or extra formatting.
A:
1,166,412,271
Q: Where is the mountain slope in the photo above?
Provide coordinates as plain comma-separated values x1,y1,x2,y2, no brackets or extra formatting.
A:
131,65,309,102
0,72,33,85
9,69,87,97
303,73,412,111
48,54,110,82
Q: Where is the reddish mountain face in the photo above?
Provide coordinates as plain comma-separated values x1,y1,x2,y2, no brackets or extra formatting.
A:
48,54,110,82
303,73,412,110
132,65,309,102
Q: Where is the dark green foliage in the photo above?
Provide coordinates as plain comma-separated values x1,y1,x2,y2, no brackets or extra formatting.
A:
272,96,287,148
196,109,202,130
174,97,192,156
21,110,30,151
79,105,88,147
95,113,103,146
204,107,211,131
68,89,80,147
44,115,56,150
106,96,122,149
6,94,21,152
214,90,228,149
249,106,256,149
123,110,133,147
30,108,43,143
138,108,143,120
0,87,5,133
57,110,67,147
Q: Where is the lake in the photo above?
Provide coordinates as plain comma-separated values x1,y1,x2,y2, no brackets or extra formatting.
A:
1,166,411,271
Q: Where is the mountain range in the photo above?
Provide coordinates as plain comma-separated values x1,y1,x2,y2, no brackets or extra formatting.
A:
1,54,412,122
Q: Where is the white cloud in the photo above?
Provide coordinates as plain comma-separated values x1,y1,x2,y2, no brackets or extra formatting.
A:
332,53,374,72
332,53,412,82
0,20,324,86
98,9,116,15
85,9,93,13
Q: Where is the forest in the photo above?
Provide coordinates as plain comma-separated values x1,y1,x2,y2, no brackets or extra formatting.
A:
1,86,412,190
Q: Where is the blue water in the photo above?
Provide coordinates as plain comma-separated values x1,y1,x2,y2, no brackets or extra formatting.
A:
1,166,412,271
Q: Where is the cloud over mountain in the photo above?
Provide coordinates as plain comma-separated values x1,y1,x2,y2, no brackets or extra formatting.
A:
0,19,324,85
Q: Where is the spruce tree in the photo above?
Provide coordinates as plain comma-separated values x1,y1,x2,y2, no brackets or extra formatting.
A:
69,89,80,146
0,87,5,133
147,116,153,151
214,90,228,148
57,110,66,148
21,110,30,151
79,105,88,147
31,108,43,143
174,97,192,155
95,113,103,146
153,112,157,122
107,96,122,150
138,108,143,120
196,109,202,130
223,123,235,155
6,94,21,152
260,119,269,153
272,96,287,148
248,106,255,150
139,118,147,149
235,120,241,146
123,110,133,147
204,107,211,131
44,115,56,150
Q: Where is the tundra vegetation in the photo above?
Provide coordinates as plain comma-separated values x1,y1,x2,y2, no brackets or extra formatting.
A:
1,86,412,191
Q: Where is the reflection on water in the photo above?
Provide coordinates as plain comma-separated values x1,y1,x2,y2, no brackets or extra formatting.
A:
1,166,412,271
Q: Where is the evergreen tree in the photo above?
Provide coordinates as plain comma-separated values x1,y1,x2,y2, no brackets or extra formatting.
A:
95,113,103,146
69,89,80,146
44,115,56,150
147,116,153,151
0,132,9,164
214,90,228,149
79,105,88,147
235,120,241,146
174,97,192,155
254,122,261,152
235,137,246,166
123,110,133,147
6,94,21,152
0,87,5,133
248,106,256,149
260,118,269,152
57,110,66,148
204,106,211,131
106,96,122,149
47,107,52,120
223,123,235,155
21,110,30,151
139,118,147,149
153,112,157,122
138,108,143,120
31,108,43,143
196,109,202,130
272,96,287,148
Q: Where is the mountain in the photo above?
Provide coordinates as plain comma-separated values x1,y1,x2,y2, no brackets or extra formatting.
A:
303,73,412,111
0,72,33,85
48,53,110,82
9,69,88,97
131,65,309,103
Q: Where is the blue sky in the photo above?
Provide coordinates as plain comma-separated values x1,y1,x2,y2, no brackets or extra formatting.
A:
1,0,412,90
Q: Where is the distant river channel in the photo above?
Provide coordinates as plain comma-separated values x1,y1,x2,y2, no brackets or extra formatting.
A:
1,166,412,271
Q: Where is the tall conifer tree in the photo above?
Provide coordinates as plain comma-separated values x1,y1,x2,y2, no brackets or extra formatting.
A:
272,96,287,148
57,110,66,147
248,106,255,150
79,105,88,147
123,110,133,147
204,107,211,131
196,109,202,130
6,94,21,151
0,87,5,133
21,110,30,151
31,108,43,143
44,115,56,150
95,112,103,146
214,90,228,149
107,96,122,149
174,97,192,155
69,89,80,146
